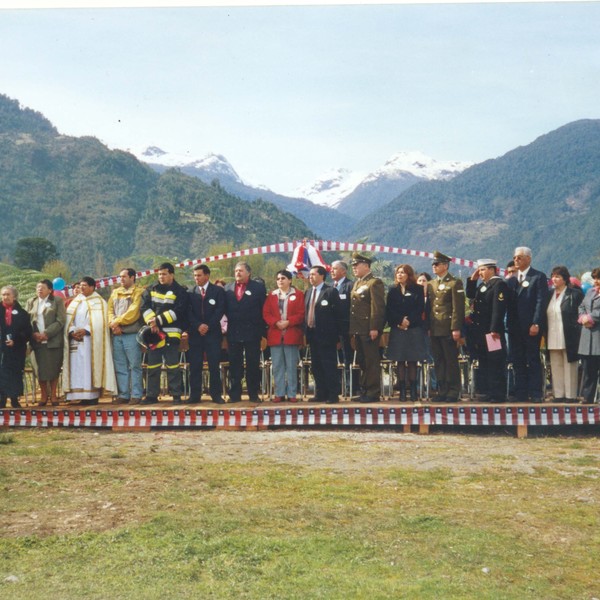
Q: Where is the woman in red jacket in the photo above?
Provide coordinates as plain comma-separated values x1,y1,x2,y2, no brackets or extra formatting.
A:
262,270,305,402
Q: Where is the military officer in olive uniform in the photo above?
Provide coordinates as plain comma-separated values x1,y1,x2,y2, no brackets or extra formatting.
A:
466,259,508,403
427,251,466,402
349,253,386,402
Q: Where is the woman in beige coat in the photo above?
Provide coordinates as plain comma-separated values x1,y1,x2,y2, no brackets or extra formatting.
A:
26,279,66,406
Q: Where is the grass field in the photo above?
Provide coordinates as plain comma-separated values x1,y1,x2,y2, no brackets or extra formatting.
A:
1,428,599,599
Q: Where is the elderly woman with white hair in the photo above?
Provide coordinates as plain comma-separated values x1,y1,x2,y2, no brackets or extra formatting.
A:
0,285,33,408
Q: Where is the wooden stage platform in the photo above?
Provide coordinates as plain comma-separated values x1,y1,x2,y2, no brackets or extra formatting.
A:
2,400,599,438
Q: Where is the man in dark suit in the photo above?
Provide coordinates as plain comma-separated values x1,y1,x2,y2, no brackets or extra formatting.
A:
224,261,266,403
331,260,354,395
305,265,341,404
466,259,508,403
186,264,226,404
506,246,549,402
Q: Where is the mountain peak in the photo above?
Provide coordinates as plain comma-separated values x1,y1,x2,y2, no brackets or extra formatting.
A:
141,145,167,158
294,167,366,208
135,147,243,184
298,151,472,210
365,150,473,183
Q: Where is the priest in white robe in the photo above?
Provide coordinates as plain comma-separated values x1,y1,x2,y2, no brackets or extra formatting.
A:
62,277,116,404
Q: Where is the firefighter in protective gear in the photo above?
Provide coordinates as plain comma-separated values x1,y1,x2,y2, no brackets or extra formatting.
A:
140,262,189,404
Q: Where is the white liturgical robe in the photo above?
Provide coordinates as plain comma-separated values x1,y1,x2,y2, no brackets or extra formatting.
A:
62,292,116,401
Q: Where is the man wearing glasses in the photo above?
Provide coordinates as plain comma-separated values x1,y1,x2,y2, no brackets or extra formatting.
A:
506,247,548,402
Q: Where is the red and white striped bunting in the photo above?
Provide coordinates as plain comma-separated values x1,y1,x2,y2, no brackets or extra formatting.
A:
92,240,479,289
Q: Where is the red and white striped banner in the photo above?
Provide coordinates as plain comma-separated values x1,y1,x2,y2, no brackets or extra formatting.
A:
92,239,479,289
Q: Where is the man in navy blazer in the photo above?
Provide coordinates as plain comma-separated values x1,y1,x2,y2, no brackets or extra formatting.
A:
224,261,267,403
305,265,342,403
506,246,549,402
187,264,226,404
331,260,354,395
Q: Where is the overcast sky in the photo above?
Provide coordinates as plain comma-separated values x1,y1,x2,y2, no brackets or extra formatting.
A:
1,2,599,194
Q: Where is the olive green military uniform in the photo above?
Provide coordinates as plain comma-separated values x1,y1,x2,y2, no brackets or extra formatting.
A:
427,271,465,401
349,272,386,400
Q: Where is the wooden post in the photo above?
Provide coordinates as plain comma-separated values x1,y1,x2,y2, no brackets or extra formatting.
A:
112,426,151,432
516,424,528,439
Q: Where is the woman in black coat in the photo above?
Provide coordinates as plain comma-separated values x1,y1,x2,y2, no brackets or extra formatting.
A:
0,285,33,408
386,264,427,401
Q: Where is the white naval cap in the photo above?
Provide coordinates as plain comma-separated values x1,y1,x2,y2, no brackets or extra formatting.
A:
476,258,497,268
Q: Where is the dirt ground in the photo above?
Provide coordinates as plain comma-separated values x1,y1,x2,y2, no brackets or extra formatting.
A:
131,428,600,475
2,429,599,538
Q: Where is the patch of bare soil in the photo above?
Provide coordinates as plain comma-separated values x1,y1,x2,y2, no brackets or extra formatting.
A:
2,429,599,537
137,429,600,475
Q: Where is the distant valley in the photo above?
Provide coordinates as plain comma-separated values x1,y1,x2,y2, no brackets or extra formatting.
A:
134,146,472,237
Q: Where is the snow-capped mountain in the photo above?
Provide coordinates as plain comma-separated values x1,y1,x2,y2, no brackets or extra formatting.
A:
133,146,355,240
299,151,472,212
362,150,472,183
135,146,248,185
294,168,366,209
133,145,472,226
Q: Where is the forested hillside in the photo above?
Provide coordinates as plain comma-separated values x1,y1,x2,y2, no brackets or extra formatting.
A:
353,119,600,272
0,94,313,274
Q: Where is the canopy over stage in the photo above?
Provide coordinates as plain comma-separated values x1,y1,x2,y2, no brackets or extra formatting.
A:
2,403,599,438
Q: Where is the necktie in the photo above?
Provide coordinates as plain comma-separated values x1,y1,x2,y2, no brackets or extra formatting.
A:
307,288,317,328
236,283,245,301
518,273,523,283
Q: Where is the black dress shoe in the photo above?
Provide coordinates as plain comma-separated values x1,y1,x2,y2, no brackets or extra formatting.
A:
326,398,339,404
308,397,325,403
249,396,260,403
361,396,380,403
212,397,226,404
228,397,241,403
141,397,158,405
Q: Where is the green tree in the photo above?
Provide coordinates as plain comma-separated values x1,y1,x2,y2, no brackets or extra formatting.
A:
14,237,59,271
42,259,72,283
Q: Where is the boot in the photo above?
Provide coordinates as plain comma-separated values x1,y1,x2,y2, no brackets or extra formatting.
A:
409,381,419,401
397,381,407,401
